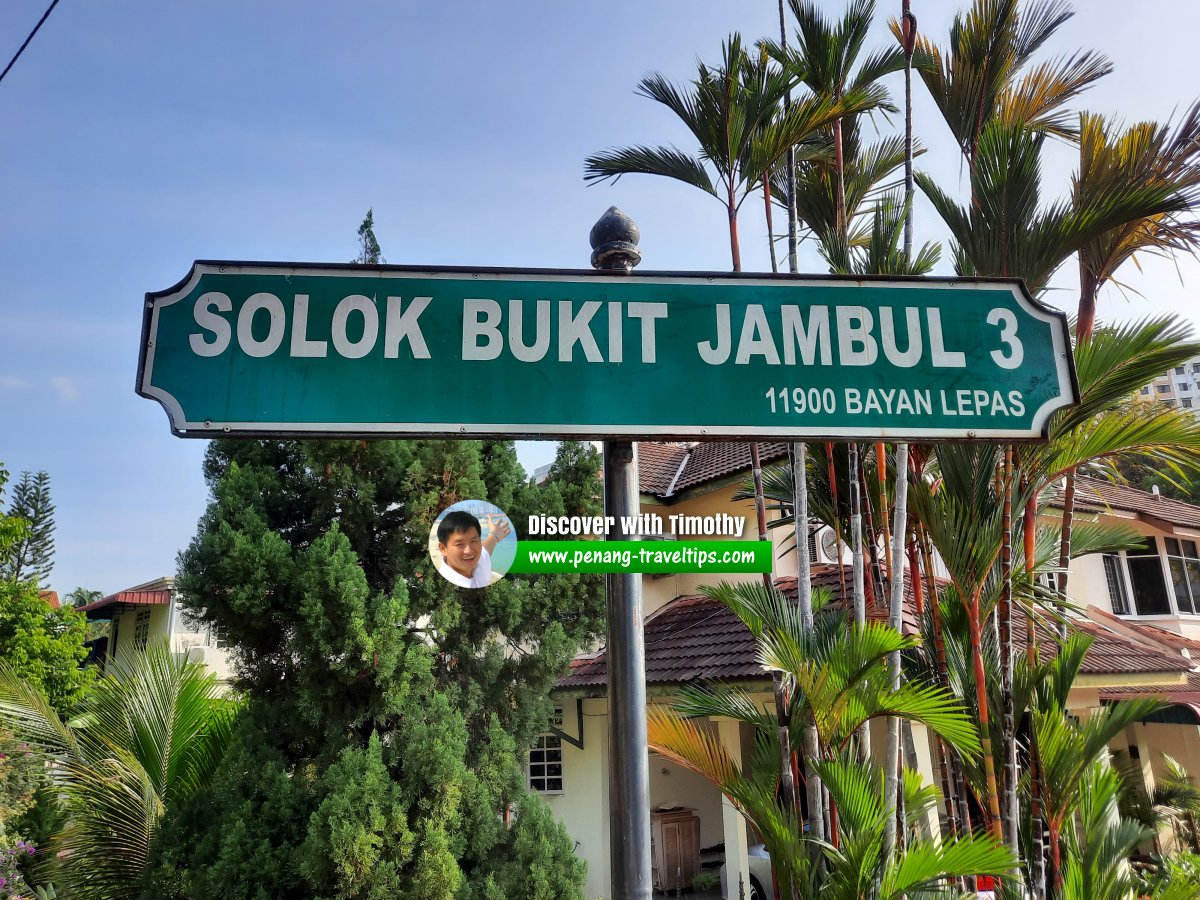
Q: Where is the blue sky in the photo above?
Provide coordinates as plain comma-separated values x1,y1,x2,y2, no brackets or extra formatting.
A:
1,1,1198,596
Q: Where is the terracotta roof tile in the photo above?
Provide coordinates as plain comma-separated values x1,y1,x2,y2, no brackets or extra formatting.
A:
1045,616,1191,675
560,593,761,688
1102,670,1200,702
638,441,789,498
1062,476,1200,530
637,444,690,496
559,570,1192,691
1121,622,1200,656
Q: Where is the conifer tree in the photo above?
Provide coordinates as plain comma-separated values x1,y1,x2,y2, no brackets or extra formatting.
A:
0,465,89,714
144,437,603,899
1,470,55,587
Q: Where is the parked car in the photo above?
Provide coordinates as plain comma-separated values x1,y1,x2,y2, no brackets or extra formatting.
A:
719,843,773,900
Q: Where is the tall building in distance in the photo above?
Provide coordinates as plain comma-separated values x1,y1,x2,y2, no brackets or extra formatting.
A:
1143,357,1200,410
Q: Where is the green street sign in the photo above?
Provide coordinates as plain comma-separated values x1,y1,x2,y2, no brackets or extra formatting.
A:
138,262,1077,441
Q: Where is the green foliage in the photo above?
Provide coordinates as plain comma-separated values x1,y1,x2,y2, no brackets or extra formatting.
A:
1059,762,1154,900
1139,851,1200,900
0,643,239,900
0,735,40,837
0,467,28,562
353,208,384,265
1,470,56,587
0,580,91,715
63,587,103,609
145,438,600,898
650,582,1009,896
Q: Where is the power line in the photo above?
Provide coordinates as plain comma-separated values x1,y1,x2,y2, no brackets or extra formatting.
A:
0,0,63,87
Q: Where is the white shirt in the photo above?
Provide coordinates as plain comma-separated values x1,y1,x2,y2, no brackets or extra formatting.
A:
437,545,492,588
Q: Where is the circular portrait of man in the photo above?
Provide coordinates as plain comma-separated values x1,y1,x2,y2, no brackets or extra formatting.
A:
428,499,516,588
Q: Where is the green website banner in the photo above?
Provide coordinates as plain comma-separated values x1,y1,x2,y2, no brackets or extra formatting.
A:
507,540,773,574
139,263,1077,441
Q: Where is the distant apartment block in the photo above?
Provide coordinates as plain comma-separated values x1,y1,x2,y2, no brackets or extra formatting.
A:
1142,357,1200,409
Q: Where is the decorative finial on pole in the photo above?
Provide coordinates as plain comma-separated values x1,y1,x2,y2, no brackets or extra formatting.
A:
590,206,642,271
590,206,652,899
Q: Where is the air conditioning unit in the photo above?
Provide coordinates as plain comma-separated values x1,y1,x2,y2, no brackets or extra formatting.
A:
808,525,845,565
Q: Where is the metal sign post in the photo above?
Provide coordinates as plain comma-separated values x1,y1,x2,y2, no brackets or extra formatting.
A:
591,207,652,899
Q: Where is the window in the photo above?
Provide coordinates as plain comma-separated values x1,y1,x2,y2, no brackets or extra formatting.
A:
1126,537,1171,615
528,708,564,794
1165,539,1200,615
1141,387,1152,395
1185,399,1194,409
1158,384,1172,393
133,609,152,650
1192,363,1200,374
1180,383,1191,393
1176,366,1186,375
1103,555,1131,615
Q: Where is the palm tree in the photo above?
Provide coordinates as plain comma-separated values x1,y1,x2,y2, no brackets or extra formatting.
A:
1054,105,1200,630
1030,634,1164,891
584,33,883,272
918,118,1188,294
769,0,907,250
0,643,239,898
908,0,1111,170
64,587,103,608
1073,104,1200,344
646,580,1012,898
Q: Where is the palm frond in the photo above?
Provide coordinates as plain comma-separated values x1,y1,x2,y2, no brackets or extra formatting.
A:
583,145,717,196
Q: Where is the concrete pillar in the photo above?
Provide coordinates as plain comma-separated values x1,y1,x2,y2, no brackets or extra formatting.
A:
905,720,941,839
716,717,750,896
1131,722,1158,796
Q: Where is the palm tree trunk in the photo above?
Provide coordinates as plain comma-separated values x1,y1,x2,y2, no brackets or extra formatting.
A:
728,198,742,272
858,451,885,611
778,0,799,274
902,2,916,259
833,111,847,239
848,442,870,757
752,440,804,888
883,443,910,862
791,443,825,844
999,447,1021,864
827,443,848,600
763,177,779,274
849,444,867,628
969,596,1004,840
1077,260,1099,345
877,442,892,583
791,443,813,633
1056,471,1076,640
916,527,960,841
1025,492,1048,899
1047,817,1064,895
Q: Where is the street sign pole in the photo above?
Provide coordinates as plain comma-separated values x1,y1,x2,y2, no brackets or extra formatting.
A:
591,207,652,900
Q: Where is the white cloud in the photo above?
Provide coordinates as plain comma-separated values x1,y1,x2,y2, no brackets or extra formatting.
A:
0,375,29,390
50,376,79,402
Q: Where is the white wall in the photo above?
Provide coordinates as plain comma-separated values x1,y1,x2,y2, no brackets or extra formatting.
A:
544,698,610,900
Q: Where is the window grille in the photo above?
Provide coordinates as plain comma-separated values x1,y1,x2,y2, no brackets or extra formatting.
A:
1103,555,1130,616
134,609,151,651
528,707,564,794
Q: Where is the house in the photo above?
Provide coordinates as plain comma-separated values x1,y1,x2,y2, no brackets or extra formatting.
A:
76,577,233,688
541,444,1200,899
